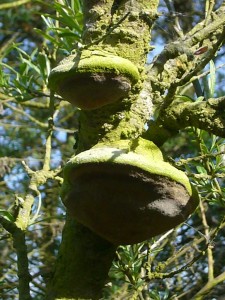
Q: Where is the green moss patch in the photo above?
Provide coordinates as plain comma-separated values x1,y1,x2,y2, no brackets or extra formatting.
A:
48,50,140,109
63,138,192,195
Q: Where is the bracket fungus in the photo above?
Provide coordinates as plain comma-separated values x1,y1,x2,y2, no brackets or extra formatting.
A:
48,50,140,110
61,139,198,245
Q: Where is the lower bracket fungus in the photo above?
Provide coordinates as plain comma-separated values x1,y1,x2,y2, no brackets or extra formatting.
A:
48,50,140,110
61,139,199,245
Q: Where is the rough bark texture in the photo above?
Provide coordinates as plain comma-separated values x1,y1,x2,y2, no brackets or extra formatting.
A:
157,97,225,138
46,1,225,299
0,217,32,300
47,217,116,300
47,1,159,299
145,3,225,145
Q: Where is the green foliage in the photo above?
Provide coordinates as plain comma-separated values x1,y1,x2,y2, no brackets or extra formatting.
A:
0,1,225,300
203,60,216,99
35,0,83,53
1,47,50,101
0,209,15,222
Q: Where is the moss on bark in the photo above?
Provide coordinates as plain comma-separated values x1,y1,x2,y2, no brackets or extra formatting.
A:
47,2,225,299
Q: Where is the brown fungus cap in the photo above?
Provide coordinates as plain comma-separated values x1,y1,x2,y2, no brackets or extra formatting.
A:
48,50,140,110
61,139,199,245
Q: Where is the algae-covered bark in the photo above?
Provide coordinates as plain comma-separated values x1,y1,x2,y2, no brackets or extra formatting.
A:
151,97,225,141
68,0,159,150
69,0,157,149
47,217,116,300
47,0,225,298
146,4,225,144
47,1,159,299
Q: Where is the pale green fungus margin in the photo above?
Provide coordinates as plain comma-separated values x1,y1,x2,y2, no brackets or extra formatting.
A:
62,139,193,197
48,50,140,90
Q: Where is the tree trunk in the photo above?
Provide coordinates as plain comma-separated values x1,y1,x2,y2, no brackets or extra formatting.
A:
46,0,159,299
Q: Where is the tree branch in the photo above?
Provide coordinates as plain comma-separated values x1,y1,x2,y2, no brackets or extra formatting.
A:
199,199,214,282
0,217,32,300
47,1,159,299
147,3,225,106
46,217,116,300
12,229,32,300
3,102,48,129
43,92,55,171
0,0,31,9
193,271,225,299
146,96,225,145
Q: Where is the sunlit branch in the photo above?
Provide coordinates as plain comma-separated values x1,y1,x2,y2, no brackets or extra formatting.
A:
0,0,31,10
199,198,214,281
148,3,225,98
19,101,50,109
146,96,225,145
205,0,216,25
150,229,174,251
43,91,55,171
4,102,48,129
14,160,61,230
193,271,225,299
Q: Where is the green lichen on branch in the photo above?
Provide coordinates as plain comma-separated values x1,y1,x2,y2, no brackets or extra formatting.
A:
0,217,32,300
143,3,225,144
46,217,116,300
48,1,160,298
147,4,225,108
82,0,158,67
77,85,152,150
146,96,225,145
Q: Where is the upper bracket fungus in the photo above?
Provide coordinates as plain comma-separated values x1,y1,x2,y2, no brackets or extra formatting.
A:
48,50,140,110
61,139,199,245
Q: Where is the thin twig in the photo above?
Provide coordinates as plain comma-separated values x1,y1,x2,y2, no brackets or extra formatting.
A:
4,102,48,129
175,150,225,166
199,198,214,281
146,216,225,280
205,0,216,25
43,91,55,171
0,0,31,9
164,0,184,38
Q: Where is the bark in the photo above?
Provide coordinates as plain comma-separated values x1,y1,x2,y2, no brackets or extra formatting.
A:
47,1,225,299
12,229,32,300
147,4,225,107
161,97,225,137
146,96,225,146
47,1,159,299
46,217,116,300
145,3,225,144
0,217,32,300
